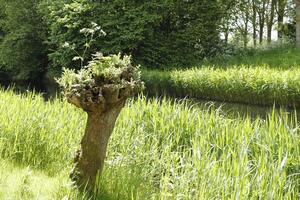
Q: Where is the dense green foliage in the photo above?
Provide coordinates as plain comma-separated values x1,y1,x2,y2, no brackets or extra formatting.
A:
0,0,298,84
0,0,47,81
0,89,299,199
143,47,300,107
0,0,225,82
43,0,224,69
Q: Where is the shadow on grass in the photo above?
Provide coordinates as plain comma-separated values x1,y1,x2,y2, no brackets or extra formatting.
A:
73,164,151,200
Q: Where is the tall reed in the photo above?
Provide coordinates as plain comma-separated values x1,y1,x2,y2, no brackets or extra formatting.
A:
0,89,299,199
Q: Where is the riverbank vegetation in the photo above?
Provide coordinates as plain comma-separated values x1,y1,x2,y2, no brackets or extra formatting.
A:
0,0,298,85
0,89,299,199
0,0,300,199
143,47,300,107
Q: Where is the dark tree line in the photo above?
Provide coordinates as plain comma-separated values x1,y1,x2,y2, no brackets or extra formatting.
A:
0,0,298,86
0,0,226,84
0,0,47,83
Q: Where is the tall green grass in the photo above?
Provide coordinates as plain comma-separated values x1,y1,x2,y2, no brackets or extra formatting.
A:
208,46,300,70
0,89,299,199
143,66,300,107
142,47,300,107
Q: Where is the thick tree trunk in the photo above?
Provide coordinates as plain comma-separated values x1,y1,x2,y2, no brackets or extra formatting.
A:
65,79,140,192
70,100,125,190
296,0,300,48
277,15,284,39
259,21,264,44
258,1,266,45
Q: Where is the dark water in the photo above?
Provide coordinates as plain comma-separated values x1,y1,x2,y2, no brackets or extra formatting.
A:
1,82,299,122
0,80,60,100
151,96,300,122
194,99,299,122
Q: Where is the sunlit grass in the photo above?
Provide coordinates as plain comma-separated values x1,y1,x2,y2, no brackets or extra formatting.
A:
142,47,300,107
0,160,71,200
0,89,299,199
207,46,300,70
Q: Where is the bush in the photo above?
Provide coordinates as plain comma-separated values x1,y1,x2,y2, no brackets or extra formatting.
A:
43,0,224,69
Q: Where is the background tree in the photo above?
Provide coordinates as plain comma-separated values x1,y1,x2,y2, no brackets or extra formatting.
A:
266,0,277,43
218,0,238,44
296,0,300,47
252,0,258,46
43,0,224,69
277,0,288,39
0,0,47,82
282,0,296,41
232,0,251,47
257,0,268,44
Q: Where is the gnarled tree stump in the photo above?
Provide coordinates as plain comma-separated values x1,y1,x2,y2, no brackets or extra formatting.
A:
68,84,138,189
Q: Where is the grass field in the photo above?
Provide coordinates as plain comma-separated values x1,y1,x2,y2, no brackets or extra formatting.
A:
142,47,300,107
0,89,299,199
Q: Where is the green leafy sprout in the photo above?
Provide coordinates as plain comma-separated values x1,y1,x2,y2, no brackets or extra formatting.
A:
56,52,143,94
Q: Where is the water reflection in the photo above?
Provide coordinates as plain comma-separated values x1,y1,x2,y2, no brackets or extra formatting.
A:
152,96,300,123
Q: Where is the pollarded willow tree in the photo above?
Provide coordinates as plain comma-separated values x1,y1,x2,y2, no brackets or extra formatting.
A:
57,53,143,190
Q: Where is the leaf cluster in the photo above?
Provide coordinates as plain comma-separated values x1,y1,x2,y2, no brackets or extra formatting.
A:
57,53,143,94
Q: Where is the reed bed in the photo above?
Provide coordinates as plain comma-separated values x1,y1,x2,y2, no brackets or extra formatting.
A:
0,89,299,199
142,66,300,107
142,47,300,107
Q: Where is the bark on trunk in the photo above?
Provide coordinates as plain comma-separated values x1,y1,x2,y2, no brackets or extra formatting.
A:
65,81,140,191
71,101,125,190
278,0,287,40
252,1,257,47
259,21,264,44
258,1,266,44
267,0,276,44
